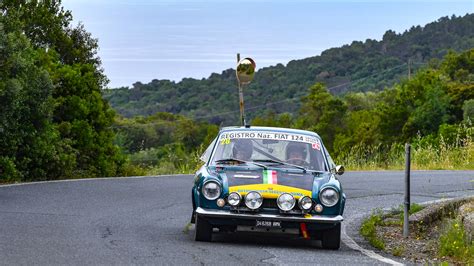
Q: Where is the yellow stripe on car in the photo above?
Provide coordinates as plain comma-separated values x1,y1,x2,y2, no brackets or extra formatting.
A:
229,184,312,199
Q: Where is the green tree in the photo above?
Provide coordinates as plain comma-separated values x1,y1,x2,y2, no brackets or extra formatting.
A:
463,99,474,122
1,0,125,179
251,112,294,128
441,50,474,121
333,109,382,155
0,13,74,180
296,83,347,152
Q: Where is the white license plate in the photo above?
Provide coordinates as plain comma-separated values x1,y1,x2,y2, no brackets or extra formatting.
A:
255,220,282,228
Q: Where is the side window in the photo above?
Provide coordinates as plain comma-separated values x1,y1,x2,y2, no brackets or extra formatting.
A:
309,147,326,171
324,146,336,171
200,137,217,163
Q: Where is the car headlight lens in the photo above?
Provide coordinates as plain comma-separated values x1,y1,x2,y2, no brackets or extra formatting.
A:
298,196,313,211
319,188,339,207
227,192,241,206
202,181,221,200
277,193,296,211
244,191,263,210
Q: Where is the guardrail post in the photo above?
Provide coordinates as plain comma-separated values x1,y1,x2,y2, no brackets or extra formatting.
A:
403,143,411,238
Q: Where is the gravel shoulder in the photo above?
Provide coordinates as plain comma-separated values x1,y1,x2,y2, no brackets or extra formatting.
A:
359,197,474,264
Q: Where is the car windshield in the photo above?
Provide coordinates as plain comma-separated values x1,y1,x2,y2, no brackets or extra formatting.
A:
210,130,328,172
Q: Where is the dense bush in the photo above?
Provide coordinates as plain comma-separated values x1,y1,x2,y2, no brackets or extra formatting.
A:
114,113,218,174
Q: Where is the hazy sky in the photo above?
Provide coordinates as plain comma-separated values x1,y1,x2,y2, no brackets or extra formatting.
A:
62,0,473,88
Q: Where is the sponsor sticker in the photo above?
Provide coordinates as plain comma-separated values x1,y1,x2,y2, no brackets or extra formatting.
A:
312,142,321,150
234,174,259,179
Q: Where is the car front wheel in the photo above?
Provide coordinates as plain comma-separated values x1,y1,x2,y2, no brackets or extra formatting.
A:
194,214,212,242
321,223,341,250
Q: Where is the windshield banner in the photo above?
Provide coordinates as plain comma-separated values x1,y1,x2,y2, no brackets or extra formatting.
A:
219,131,321,146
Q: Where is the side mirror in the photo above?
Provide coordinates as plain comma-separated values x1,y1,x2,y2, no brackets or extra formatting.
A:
335,165,345,175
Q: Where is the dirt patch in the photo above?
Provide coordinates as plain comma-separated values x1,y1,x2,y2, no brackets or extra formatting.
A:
376,218,455,264
371,198,474,264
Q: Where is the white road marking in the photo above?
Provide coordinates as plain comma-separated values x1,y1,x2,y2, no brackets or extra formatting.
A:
0,174,187,188
341,219,403,265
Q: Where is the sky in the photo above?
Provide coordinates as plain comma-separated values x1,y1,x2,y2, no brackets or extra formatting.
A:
62,0,473,88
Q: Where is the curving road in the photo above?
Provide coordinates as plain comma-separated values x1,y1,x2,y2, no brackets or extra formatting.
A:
0,171,473,265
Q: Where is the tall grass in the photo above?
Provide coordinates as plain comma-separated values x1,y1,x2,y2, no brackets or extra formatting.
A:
360,209,386,250
337,124,473,170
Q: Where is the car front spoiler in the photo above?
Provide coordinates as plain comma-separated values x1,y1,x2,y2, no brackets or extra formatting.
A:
195,207,343,223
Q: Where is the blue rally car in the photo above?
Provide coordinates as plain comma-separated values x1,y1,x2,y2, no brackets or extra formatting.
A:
191,126,345,249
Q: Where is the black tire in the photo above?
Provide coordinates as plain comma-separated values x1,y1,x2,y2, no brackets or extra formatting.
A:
321,223,341,250
194,214,212,242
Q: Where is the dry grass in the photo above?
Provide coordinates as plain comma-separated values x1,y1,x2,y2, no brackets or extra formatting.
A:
337,134,473,171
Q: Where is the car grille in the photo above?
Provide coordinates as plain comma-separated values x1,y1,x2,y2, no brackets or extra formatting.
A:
262,199,278,209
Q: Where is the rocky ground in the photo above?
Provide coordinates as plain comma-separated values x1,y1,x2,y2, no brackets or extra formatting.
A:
373,198,474,265
377,217,455,264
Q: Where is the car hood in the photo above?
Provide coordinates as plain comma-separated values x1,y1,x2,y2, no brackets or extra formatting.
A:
215,167,330,199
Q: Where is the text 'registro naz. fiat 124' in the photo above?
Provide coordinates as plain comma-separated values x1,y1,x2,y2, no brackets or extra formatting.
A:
191,126,345,249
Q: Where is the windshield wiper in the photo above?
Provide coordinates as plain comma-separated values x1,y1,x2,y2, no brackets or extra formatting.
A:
215,158,267,169
252,159,285,165
215,158,246,164
252,159,307,173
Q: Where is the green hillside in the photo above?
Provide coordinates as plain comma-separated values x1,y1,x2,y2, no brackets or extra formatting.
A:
116,48,473,175
104,14,474,124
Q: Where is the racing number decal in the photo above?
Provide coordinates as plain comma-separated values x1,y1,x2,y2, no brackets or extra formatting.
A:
220,138,231,145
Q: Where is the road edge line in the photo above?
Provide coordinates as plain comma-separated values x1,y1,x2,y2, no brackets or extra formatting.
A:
341,218,403,265
0,174,189,188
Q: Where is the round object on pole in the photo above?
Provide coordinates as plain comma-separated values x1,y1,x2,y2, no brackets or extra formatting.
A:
236,58,256,85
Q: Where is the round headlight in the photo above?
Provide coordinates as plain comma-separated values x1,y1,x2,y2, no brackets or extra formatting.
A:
244,191,263,210
319,188,339,207
298,196,313,211
202,181,221,200
277,193,296,211
227,192,241,206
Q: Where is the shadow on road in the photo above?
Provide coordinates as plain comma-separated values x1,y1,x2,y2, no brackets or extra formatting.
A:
197,230,324,249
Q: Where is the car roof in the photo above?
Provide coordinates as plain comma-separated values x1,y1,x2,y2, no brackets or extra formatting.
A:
219,126,321,138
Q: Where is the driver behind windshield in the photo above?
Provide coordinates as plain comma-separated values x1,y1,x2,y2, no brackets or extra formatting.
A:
232,139,253,161
285,142,307,166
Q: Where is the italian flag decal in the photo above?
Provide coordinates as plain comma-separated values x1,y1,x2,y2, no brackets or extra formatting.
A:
263,170,278,184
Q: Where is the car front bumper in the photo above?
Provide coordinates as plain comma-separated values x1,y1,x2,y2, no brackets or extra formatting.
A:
195,207,343,224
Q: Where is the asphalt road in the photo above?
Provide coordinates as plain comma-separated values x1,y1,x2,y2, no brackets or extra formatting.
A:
0,171,473,265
